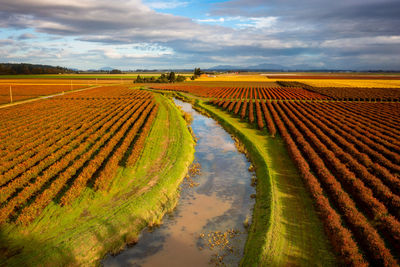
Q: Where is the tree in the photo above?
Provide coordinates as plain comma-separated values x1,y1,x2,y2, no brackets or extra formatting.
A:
194,67,202,76
176,75,186,82
192,67,202,80
158,73,169,83
135,75,143,83
168,72,176,82
110,69,122,74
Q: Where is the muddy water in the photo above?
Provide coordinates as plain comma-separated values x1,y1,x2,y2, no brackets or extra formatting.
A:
103,99,255,267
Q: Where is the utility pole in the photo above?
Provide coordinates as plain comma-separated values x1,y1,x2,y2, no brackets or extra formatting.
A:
9,85,12,103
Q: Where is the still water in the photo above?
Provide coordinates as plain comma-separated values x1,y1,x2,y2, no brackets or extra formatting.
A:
103,99,255,266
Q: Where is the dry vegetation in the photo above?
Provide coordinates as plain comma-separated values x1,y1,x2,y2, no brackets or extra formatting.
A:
210,85,400,265
0,86,157,224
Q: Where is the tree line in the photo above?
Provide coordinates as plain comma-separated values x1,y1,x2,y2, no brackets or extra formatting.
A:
0,63,76,75
134,72,186,83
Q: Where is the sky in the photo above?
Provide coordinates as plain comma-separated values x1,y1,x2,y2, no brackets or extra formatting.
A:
0,0,399,70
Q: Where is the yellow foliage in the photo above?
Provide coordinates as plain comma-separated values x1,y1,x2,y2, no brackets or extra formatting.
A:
189,74,400,88
191,74,270,82
272,79,400,88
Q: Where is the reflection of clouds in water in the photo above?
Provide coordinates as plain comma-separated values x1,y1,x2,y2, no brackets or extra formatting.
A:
196,127,236,153
205,153,215,161
123,99,254,266
207,135,236,152
176,102,193,113
203,118,216,127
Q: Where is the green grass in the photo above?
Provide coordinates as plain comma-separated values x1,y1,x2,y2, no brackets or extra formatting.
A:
0,94,195,266
196,100,337,266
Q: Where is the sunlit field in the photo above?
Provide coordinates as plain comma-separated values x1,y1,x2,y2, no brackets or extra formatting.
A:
293,79,400,88
191,74,270,82
190,74,400,88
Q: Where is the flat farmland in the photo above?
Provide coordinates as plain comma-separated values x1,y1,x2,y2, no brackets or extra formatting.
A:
0,78,138,105
0,84,91,104
0,86,157,224
210,97,400,265
0,83,196,266
153,79,400,266
2,74,400,266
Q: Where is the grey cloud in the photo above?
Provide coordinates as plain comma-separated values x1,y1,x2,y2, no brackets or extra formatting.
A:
212,0,400,37
17,33,36,40
0,0,399,69
0,0,206,40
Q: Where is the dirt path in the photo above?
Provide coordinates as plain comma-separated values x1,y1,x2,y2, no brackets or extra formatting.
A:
0,85,103,109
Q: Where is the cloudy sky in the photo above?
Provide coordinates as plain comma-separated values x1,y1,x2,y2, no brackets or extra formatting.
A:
0,0,399,70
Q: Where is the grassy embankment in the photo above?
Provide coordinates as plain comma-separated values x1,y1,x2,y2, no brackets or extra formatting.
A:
0,94,195,266
193,98,337,266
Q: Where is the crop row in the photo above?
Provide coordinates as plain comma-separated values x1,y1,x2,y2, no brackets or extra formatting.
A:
277,81,400,101
19,101,152,224
150,84,329,100
0,84,88,104
207,86,329,100
0,86,158,224
0,100,122,176
211,99,400,265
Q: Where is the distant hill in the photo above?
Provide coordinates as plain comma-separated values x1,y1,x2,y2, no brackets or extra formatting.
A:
0,63,76,75
208,63,326,71
99,67,114,71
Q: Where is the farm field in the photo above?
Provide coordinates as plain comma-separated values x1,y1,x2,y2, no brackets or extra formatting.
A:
2,74,400,266
276,81,400,101
0,73,192,80
0,85,158,224
2,0,399,265
152,77,400,266
0,84,93,104
189,73,400,88
193,99,337,266
0,85,195,265
0,77,136,105
290,79,400,88
305,86,400,101
152,84,331,100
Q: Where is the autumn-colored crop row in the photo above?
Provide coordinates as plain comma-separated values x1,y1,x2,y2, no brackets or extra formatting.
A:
151,84,329,100
0,84,88,104
207,86,329,100
277,81,400,101
212,99,400,265
0,86,158,224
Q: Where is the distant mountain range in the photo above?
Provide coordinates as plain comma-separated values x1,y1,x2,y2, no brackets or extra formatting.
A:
207,63,324,71
99,67,114,71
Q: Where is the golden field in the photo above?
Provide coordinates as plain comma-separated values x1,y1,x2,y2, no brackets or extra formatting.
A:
191,74,400,88
191,74,270,82
294,79,400,88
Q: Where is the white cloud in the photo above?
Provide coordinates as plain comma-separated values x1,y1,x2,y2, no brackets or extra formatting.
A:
146,1,188,9
0,0,399,69
321,36,400,48
236,17,278,29
196,17,225,23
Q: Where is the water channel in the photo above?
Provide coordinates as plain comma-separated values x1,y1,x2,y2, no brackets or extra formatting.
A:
103,99,255,266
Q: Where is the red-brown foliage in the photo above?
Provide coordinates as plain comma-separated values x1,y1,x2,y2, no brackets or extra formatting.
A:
0,86,157,224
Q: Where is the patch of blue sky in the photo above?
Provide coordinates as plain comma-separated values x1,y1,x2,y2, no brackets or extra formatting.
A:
141,0,275,29
143,0,222,19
